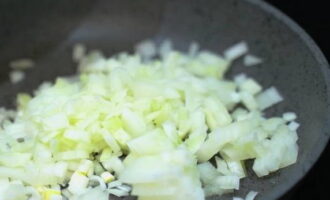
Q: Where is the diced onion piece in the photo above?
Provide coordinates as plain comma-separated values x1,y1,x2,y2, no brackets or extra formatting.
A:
197,119,259,162
68,172,89,194
108,188,129,197
288,121,300,131
231,108,249,122
188,42,200,57
214,175,240,190
203,186,228,198
224,42,249,61
127,130,174,155
73,43,87,62
89,175,107,190
135,40,156,60
245,191,258,200
101,156,124,174
53,162,68,180
226,160,246,178
243,55,262,66
10,58,35,69
204,97,232,130
1,181,27,200
100,129,121,155
64,129,89,142
9,70,25,84
215,157,230,175
71,187,109,200
108,180,124,189
37,187,62,200
234,73,247,85
240,91,258,111
198,162,219,184
159,39,173,58
43,113,69,130
256,87,283,110
25,186,42,200
282,112,297,122
116,185,131,193
121,108,146,137
233,197,244,200
184,109,208,153
262,118,285,132
239,79,262,95
101,172,115,183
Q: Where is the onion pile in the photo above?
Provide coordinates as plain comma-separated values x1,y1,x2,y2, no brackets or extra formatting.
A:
0,40,299,200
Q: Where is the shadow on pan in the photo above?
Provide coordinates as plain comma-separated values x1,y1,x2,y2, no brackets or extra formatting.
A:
0,0,329,199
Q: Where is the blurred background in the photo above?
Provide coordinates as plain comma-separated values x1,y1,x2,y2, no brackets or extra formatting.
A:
266,1,329,199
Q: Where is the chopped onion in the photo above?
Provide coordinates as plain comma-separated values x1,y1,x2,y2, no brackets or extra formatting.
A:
224,41,249,61
68,172,89,194
0,41,299,200
89,175,107,190
158,39,173,58
283,112,297,121
135,40,156,60
243,54,263,66
233,197,244,200
245,191,258,200
108,180,124,189
214,175,240,190
9,58,35,70
239,78,262,95
73,43,87,62
188,42,200,57
288,121,300,131
108,188,129,197
256,87,283,110
234,73,247,85
9,70,25,84
100,172,115,183
240,91,258,111
116,184,131,192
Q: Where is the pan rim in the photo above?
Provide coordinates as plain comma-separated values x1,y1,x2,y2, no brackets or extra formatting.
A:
243,0,330,199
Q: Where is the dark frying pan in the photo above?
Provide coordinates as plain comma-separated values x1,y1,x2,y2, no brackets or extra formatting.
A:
0,0,329,199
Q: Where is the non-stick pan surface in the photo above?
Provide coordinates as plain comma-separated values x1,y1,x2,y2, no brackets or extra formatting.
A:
1,0,329,199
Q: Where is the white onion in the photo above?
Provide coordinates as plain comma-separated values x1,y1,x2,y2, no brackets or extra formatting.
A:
9,58,35,70
234,73,247,85
224,41,249,61
0,41,299,200
245,191,258,200
108,180,124,189
73,43,87,62
9,70,25,84
256,87,283,110
108,188,129,197
233,197,244,200
89,175,107,190
244,54,263,66
135,39,156,60
158,39,173,58
188,42,200,57
283,112,297,121
288,121,300,131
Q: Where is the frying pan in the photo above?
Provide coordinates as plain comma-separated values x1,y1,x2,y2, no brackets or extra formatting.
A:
0,0,329,199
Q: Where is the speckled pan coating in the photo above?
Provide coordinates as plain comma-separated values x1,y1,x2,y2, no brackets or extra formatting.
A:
0,0,329,199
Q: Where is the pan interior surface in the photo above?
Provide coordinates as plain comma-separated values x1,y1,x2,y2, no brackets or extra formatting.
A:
0,0,329,199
